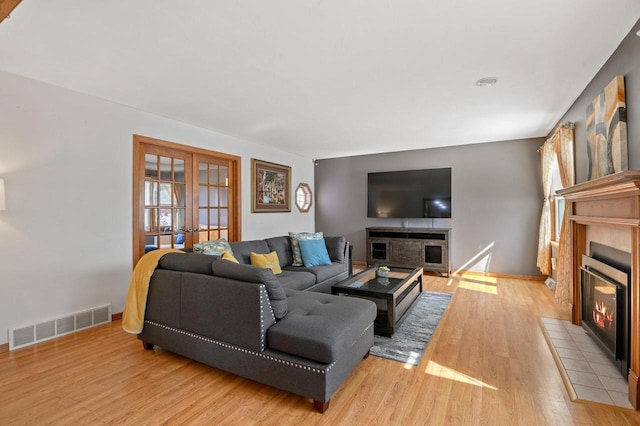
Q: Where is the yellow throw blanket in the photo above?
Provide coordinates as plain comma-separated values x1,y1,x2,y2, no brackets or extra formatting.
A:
122,248,184,334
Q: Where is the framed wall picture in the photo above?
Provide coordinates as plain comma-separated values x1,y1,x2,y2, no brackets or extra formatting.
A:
251,159,291,212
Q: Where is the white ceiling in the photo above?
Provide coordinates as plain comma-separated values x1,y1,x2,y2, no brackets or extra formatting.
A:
1,1,639,159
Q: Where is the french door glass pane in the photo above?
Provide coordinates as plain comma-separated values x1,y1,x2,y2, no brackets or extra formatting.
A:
220,188,228,207
220,166,228,186
173,208,185,230
145,181,158,206
159,208,172,231
174,159,185,182
145,154,158,179
159,183,173,206
198,163,208,182
145,208,158,232
199,185,208,207
220,208,228,227
159,156,172,180
209,208,219,226
146,235,158,248
199,209,208,229
209,187,219,207
209,165,219,185
174,183,186,207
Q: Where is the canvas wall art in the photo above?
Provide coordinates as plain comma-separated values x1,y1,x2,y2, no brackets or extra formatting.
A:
586,75,628,180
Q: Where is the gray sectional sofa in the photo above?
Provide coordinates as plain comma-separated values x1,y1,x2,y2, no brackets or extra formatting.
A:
137,235,376,412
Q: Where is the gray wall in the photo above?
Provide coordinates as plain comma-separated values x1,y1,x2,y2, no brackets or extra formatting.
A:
315,138,543,276
559,19,640,184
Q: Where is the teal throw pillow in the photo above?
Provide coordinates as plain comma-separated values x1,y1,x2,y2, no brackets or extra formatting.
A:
289,232,323,266
298,238,332,267
193,238,232,256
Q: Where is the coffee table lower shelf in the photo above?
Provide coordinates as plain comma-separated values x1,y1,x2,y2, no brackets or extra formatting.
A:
331,266,423,336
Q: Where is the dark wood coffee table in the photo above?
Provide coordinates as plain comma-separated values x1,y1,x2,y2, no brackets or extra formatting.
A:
331,266,423,336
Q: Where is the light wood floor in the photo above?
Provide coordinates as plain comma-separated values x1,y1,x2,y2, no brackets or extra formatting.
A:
2,274,640,425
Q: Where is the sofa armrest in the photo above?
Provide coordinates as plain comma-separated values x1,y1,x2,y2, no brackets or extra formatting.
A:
178,273,276,352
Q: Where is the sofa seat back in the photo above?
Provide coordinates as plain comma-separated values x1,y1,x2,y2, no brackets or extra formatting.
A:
146,268,276,352
230,236,348,268
265,236,295,267
228,240,270,265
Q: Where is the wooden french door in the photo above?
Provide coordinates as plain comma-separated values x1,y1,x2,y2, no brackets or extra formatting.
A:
133,135,241,266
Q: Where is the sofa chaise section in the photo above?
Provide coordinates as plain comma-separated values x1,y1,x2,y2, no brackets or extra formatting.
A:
138,254,376,412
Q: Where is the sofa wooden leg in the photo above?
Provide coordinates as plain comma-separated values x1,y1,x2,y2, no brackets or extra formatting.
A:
142,341,154,350
313,399,330,413
363,351,370,359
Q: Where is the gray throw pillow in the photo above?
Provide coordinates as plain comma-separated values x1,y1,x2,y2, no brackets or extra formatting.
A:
324,236,347,263
211,259,287,319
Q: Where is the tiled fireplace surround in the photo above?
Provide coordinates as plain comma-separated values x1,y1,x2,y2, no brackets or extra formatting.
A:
558,171,640,410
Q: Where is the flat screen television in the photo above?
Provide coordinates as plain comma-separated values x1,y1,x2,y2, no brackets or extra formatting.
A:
367,168,451,218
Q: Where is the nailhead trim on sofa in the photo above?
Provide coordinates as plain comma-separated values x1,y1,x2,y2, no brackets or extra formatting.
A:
144,319,340,374
259,286,276,351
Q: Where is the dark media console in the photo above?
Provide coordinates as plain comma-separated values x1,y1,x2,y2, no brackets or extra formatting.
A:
366,227,451,276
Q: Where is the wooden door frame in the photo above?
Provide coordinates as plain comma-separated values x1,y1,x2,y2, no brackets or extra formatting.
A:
0,0,22,25
132,134,242,266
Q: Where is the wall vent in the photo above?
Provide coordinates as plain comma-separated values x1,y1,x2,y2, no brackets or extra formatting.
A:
7,304,111,351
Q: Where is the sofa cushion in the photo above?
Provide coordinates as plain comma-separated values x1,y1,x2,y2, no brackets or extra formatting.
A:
283,262,347,284
265,236,294,267
298,238,332,267
158,252,214,275
324,236,347,263
289,232,323,266
275,270,317,291
229,240,270,265
268,290,376,363
211,259,287,319
250,251,282,274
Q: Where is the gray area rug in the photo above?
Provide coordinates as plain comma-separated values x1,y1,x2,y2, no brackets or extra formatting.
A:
370,291,452,366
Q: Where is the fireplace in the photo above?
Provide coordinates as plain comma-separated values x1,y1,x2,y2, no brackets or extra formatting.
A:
557,171,640,409
580,243,630,378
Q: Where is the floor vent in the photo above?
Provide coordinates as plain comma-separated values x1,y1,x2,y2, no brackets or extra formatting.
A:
8,304,111,351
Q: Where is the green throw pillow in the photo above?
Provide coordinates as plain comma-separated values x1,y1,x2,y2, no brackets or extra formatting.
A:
193,238,232,256
289,232,323,266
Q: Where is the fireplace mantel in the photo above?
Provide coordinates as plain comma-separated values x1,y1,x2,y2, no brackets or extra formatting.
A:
557,171,640,409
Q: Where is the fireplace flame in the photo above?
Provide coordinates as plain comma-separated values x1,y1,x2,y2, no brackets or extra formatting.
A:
593,299,615,332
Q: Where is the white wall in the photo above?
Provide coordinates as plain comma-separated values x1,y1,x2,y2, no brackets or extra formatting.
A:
0,70,315,345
